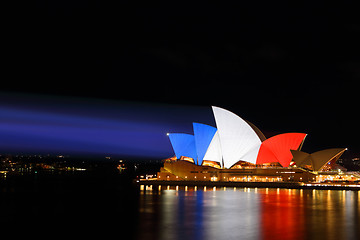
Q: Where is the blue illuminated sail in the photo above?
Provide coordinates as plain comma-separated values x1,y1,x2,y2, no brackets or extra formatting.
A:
193,123,217,165
168,133,197,162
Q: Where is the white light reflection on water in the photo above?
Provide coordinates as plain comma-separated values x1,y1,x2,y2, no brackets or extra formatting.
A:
137,186,360,240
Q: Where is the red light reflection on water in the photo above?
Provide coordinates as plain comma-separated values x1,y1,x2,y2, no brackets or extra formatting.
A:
259,188,305,240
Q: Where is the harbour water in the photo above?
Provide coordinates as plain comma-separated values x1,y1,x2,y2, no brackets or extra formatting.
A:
1,173,359,240
137,186,360,240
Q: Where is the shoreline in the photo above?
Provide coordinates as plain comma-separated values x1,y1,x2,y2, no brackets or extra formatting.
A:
136,179,360,191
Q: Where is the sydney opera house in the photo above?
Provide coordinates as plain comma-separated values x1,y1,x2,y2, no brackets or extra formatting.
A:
157,106,357,183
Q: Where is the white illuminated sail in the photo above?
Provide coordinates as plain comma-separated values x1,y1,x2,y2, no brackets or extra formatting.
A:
203,131,223,165
212,106,262,168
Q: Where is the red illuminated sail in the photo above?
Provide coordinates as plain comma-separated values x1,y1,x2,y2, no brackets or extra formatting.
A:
256,133,307,167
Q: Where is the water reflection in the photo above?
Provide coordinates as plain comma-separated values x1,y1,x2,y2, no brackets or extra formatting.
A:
137,186,360,240
259,188,305,240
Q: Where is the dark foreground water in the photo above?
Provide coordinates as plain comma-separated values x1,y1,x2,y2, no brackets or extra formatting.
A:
1,173,359,240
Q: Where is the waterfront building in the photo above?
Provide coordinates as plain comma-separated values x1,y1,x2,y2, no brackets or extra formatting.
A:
160,106,357,183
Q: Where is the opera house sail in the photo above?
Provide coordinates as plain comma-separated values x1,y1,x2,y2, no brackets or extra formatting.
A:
291,148,347,171
168,133,197,163
212,106,262,168
256,133,307,167
193,123,217,166
203,130,222,166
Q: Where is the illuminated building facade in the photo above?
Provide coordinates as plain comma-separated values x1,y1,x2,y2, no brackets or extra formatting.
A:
161,106,355,183
158,160,316,182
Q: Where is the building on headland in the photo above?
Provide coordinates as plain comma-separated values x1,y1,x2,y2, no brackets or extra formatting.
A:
156,106,359,184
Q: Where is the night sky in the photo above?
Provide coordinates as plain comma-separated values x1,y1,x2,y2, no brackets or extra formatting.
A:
3,1,359,158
